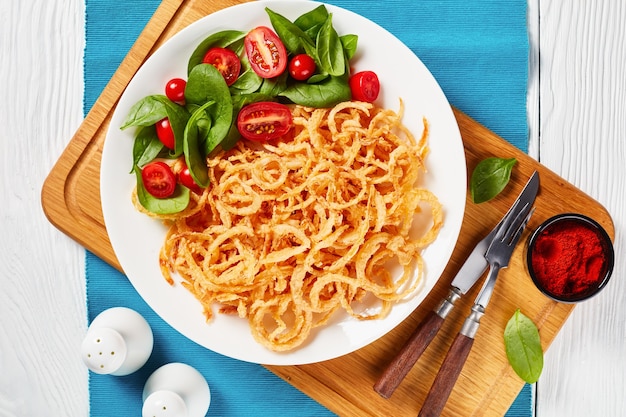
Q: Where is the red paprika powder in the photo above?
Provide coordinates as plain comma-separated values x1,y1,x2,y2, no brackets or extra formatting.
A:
528,214,614,301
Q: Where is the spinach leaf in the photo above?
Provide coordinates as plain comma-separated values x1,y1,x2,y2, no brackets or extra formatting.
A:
341,34,358,61
185,64,234,155
229,44,262,95
187,30,245,75
156,96,190,158
185,103,212,144
266,7,315,55
294,4,329,39
183,101,215,188
122,95,190,157
307,73,329,84
258,71,288,97
294,5,346,52
279,74,351,107
316,14,345,76
133,166,190,214
120,95,168,130
504,309,544,384
230,66,263,95
194,114,212,147
470,157,517,203
132,125,164,170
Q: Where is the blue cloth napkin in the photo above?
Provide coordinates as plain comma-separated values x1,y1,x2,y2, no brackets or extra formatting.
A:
85,0,531,415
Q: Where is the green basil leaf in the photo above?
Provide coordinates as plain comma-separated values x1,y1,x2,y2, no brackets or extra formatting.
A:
187,30,245,75
120,95,168,130
470,157,517,203
279,74,351,108
504,309,544,384
316,14,345,77
134,166,190,215
185,64,234,155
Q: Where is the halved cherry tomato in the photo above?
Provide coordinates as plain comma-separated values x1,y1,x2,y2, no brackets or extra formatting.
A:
165,78,186,103
244,27,287,79
155,117,175,149
237,102,292,142
178,162,203,194
141,161,176,198
349,71,380,103
289,54,316,81
202,47,241,86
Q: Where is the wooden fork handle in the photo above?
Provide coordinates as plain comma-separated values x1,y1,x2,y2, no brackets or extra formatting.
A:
417,333,474,417
373,311,444,398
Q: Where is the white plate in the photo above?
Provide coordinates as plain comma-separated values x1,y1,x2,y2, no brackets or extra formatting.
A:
101,0,466,365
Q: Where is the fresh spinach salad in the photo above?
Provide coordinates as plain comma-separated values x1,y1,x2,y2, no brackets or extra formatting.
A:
120,5,381,214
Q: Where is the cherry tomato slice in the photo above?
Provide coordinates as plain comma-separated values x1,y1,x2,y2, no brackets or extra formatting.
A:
202,47,241,86
244,26,287,79
178,162,203,194
165,78,186,103
349,71,380,103
155,117,176,149
237,102,292,142
141,161,176,198
289,54,316,81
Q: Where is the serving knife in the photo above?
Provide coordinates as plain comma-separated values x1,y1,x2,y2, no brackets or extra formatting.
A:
418,198,536,417
373,171,539,399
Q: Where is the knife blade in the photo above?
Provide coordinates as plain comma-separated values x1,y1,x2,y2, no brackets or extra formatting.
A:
373,170,540,399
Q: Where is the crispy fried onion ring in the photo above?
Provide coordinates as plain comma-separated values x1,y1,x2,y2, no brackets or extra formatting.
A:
148,100,443,352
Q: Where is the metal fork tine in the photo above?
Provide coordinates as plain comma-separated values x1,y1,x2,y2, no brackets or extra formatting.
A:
509,207,535,244
494,202,530,243
470,204,535,314
495,202,531,242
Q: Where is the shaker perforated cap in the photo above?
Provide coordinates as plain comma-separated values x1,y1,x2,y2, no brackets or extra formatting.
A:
142,363,211,417
80,327,127,374
142,390,189,417
81,307,154,376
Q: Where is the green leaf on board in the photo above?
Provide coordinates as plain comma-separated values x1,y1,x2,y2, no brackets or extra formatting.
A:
504,309,544,384
470,157,517,203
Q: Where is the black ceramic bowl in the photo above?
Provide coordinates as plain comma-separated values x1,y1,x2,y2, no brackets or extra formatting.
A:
526,213,614,303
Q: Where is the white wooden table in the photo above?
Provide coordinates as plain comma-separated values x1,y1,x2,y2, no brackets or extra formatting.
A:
2,1,624,415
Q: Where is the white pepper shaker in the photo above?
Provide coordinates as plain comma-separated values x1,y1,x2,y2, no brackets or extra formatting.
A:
81,307,153,376
142,363,211,417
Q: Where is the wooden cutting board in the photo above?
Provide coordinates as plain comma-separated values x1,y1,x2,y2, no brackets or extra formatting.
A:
41,0,615,415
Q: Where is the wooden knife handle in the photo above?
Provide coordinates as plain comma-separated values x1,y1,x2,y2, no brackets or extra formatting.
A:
374,311,444,398
417,333,474,417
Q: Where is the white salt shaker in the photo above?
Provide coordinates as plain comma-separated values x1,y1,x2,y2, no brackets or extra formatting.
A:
81,307,153,376
142,363,211,417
